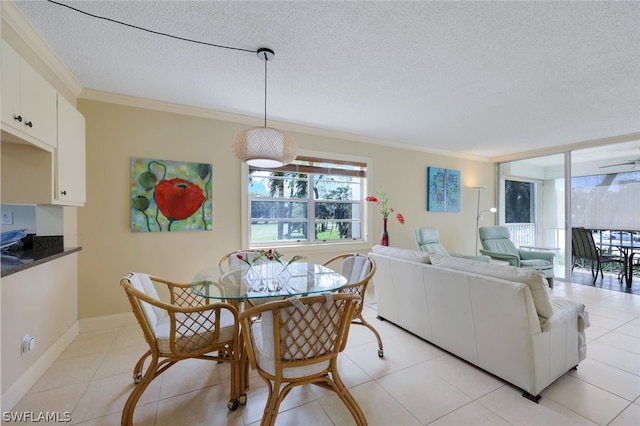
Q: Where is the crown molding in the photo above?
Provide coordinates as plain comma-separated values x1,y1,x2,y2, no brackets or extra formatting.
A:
79,88,490,163
2,0,83,97
490,132,640,163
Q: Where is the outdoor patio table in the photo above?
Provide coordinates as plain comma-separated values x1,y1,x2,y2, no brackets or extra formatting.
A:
613,243,638,290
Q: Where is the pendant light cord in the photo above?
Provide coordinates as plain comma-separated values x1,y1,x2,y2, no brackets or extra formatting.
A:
264,54,268,128
45,0,257,54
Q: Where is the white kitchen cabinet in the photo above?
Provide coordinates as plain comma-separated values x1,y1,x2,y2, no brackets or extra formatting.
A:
55,95,86,205
1,96,86,207
1,41,57,150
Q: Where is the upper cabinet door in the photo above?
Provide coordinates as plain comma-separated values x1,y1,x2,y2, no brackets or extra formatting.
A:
56,95,86,206
21,61,58,148
1,41,23,128
1,40,58,149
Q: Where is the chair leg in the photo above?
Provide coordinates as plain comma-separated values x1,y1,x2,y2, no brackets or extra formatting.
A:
598,259,604,279
226,344,247,410
353,315,384,357
260,379,284,426
328,365,367,425
132,349,151,384
122,355,162,426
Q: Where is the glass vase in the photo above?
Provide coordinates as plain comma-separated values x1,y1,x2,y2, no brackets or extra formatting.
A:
380,218,389,246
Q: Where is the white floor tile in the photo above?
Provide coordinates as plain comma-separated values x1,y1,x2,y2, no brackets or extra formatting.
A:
587,340,640,375
616,322,640,339
375,362,473,424
568,358,640,401
542,374,630,425
27,353,104,393
596,331,640,355
7,281,640,426
343,331,444,379
584,312,626,331
609,402,640,426
320,380,422,426
70,372,162,424
429,401,512,426
478,385,598,425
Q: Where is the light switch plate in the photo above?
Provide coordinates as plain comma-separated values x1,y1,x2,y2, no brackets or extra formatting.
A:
2,212,13,225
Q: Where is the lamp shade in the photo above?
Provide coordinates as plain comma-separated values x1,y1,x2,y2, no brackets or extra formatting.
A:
232,126,297,167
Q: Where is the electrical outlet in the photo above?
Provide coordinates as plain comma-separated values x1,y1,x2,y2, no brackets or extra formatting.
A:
22,334,35,353
1,212,13,225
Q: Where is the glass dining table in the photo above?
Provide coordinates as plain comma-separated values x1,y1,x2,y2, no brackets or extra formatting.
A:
191,261,348,301
190,261,348,406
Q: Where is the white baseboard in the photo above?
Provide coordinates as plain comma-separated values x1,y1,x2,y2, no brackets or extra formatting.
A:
79,312,136,333
1,322,79,412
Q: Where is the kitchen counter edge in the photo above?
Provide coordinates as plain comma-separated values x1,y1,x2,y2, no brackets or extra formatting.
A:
1,247,82,277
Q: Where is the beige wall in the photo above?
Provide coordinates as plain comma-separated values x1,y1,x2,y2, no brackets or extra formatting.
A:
77,99,496,319
1,254,78,395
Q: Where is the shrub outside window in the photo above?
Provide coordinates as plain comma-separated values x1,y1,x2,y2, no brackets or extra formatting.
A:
504,179,535,224
248,156,366,246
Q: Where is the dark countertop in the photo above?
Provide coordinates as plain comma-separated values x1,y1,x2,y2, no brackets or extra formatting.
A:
1,247,82,277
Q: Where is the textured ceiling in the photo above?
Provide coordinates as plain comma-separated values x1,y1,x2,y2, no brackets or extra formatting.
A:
13,0,640,160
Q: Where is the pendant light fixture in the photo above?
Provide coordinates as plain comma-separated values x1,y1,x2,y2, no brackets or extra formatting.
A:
232,48,297,168
39,3,295,167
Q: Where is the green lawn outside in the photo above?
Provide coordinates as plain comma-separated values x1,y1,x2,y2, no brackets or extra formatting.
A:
250,222,346,241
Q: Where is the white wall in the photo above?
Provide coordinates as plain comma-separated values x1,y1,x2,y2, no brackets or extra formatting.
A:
0,204,36,233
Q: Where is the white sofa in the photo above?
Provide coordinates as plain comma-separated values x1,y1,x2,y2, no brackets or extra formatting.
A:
368,245,589,402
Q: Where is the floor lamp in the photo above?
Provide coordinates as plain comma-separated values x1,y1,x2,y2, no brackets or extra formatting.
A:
474,186,497,255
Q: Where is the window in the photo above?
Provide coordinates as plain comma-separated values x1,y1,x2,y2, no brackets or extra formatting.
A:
572,170,640,230
247,156,367,246
504,179,535,223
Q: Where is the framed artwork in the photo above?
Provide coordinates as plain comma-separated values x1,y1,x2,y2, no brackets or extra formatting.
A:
131,157,213,232
427,167,460,212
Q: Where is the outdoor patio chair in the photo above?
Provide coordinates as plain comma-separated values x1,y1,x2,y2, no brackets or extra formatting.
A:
571,227,624,285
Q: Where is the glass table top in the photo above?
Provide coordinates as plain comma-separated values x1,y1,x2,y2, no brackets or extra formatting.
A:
191,262,347,300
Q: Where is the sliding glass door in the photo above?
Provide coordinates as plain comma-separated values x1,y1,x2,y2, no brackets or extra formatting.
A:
498,153,568,282
498,139,640,285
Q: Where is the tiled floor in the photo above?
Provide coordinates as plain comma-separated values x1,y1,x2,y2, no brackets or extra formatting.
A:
7,280,640,425
571,268,640,295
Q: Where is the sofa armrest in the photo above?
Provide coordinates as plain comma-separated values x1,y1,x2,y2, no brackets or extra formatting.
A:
451,253,491,263
479,250,520,266
519,250,555,262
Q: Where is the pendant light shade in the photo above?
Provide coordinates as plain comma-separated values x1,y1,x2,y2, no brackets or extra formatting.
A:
233,126,297,168
233,48,297,167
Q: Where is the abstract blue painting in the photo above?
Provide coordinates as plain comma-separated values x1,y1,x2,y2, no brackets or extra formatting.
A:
427,167,460,212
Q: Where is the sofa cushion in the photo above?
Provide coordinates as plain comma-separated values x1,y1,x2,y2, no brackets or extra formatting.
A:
371,245,431,264
429,254,553,318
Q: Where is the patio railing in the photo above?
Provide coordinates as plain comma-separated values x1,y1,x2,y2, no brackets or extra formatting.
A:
505,223,537,248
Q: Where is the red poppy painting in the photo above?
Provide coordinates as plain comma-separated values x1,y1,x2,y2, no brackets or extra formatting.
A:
131,157,213,232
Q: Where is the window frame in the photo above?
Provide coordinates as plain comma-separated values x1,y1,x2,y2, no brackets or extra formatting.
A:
240,151,372,252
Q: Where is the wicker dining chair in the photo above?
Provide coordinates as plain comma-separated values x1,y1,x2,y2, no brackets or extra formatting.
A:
239,293,367,426
323,253,384,357
119,273,246,426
